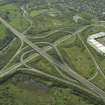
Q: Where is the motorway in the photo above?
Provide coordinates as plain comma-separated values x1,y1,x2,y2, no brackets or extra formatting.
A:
1,17,105,101
19,67,99,98
0,6,30,71
0,30,74,77
20,41,77,83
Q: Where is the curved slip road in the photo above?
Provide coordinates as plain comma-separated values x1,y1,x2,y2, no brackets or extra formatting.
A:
76,26,105,81
18,67,99,98
1,17,105,101
1,38,24,71
26,29,72,39
21,6,33,35
0,6,32,71
0,31,74,77
20,41,77,83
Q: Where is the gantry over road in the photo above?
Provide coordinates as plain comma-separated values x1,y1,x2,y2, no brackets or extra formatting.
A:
0,17,105,101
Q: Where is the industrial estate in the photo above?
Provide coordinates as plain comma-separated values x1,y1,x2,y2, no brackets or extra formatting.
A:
1,0,105,105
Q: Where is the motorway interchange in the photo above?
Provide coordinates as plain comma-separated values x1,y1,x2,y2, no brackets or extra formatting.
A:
1,5,105,103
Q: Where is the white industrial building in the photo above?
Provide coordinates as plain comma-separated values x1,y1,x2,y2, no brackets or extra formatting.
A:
87,32,105,56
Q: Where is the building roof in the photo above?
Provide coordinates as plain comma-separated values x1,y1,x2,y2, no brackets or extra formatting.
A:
87,32,105,54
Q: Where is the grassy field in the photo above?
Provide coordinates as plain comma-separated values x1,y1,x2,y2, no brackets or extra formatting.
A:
0,24,7,40
0,3,29,32
0,78,98,105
